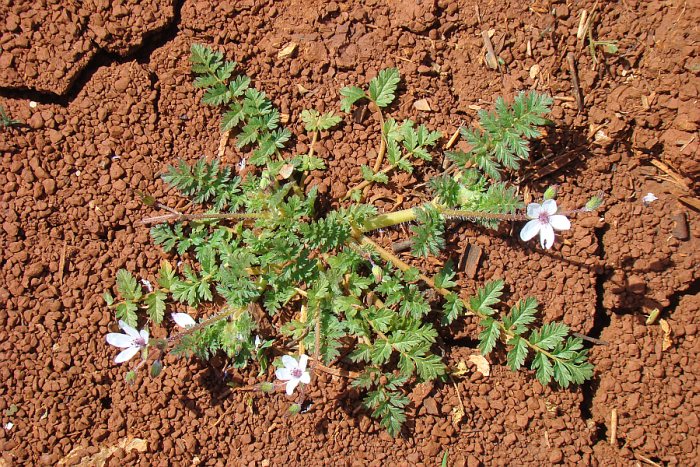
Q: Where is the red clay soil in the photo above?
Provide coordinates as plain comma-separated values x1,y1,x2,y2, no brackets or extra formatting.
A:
0,0,698,465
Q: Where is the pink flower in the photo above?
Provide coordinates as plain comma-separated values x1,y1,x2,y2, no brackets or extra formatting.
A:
520,199,571,249
275,354,311,395
106,321,149,364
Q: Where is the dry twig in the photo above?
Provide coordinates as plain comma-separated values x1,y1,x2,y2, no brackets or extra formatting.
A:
567,53,585,111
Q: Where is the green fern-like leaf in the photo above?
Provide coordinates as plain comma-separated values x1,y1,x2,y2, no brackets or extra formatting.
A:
145,290,166,324
339,86,366,112
410,204,445,257
116,269,142,301
529,322,569,351
368,68,400,108
442,293,464,325
301,109,342,132
469,280,504,317
478,317,501,355
506,336,528,371
503,297,538,335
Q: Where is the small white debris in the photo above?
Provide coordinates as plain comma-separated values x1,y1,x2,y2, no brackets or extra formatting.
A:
642,193,658,205
29,101,38,109
413,99,432,112
277,42,298,59
140,279,153,293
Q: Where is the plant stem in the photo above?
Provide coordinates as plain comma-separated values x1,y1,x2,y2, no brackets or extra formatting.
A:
342,107,387,201
359,205,417,231
301,130,319,188
355,235,457,302
355,234,564,364
343,163,396,201
371,109,387,173
441,209,527,221
141,211,267,225
308,130,318,160
167,305,247,348
359,205,526,232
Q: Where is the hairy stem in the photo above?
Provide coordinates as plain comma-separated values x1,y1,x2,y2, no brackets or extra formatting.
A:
355,235,467,307
141,211,267,225
360,205,526,232
359,204,417,231
167,305,247,348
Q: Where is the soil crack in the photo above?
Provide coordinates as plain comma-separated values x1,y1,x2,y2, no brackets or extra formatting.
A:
0,0,184,107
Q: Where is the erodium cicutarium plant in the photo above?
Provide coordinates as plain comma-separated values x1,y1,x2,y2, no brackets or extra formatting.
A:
103,44,602,436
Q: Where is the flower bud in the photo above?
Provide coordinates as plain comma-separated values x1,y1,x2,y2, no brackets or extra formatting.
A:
288,403,302,415
150,360,164,378
584,194,603,211
372,265,383,283
259,381,275,393
543,185,558,200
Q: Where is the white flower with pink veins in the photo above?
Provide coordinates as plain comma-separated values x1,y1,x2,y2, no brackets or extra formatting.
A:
276,354,311,395
105,321,149,364
520,199,571,249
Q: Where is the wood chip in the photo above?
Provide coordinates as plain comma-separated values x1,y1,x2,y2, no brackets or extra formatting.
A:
593,129,612,146
279,164,294,179
451,360,469,377
649,158,692,190
391,239,413,253
277,42,298,59
529,64,540,80
609,408,618,447
217,129,230,160
521,149,581,182
659,319,672,351
460,244,483,279
468,354,490,377
567,53,584,111
413,98,432,111
671,211,689,240
577,10,588,40
678,195,700,212
481,30,499,70
451,404,465,427
444,125,461,150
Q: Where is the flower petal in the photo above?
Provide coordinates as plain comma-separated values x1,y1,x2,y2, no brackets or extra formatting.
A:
281,354,297,370
542,199,558,215
172,312,196,328
520,219,541,242
526,203,542,219
285,379,300,395
539,224,555,249
106,333,134,348
139,329,149,344
300,371,311,385
114,346,140,364
275,368,291,381
549,214,571,231
118,321,140,339
298,354,309,372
